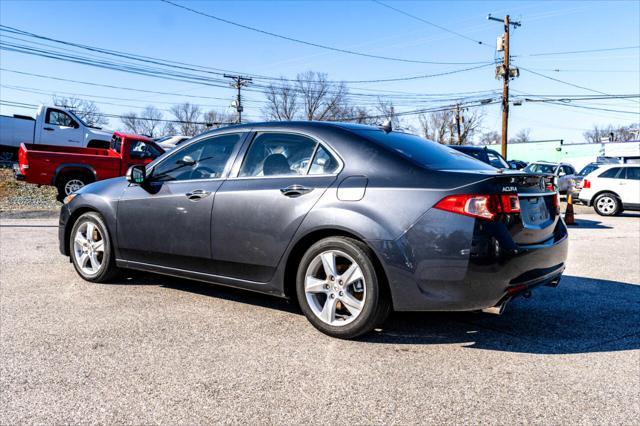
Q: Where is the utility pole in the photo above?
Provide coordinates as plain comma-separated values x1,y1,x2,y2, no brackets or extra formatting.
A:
454,103,462,144
224,74,253,124
488,14,520,158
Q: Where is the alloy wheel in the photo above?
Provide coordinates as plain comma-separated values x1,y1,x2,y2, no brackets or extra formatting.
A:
73,221,105,275
596,196,616,214
304,250,366,326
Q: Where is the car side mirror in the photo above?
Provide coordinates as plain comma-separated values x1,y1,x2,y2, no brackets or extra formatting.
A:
126,165,147,184
177,155,196,166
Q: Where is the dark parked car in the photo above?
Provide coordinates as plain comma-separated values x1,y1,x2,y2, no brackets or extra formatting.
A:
59,122,568,339
508,159,528,170
449,145,510,169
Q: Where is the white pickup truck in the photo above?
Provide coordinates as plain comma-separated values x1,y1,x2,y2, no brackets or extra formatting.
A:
0,105,113,161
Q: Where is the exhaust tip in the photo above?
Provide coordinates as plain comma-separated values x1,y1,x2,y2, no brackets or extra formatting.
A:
481,300,509,315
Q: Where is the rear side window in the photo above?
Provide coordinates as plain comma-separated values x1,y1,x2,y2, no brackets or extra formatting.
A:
623,167,640,180
599,167,622,178
354,130,494,171
239,133,318,177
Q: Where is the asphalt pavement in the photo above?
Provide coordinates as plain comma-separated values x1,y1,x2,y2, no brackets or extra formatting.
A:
1,212,639,424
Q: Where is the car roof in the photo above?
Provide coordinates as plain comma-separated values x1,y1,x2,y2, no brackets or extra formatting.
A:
449,145,491,151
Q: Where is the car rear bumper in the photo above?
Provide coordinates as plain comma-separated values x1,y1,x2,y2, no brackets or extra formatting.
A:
369,209,569,312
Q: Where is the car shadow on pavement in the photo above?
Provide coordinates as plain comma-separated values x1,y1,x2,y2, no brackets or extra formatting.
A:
106,272,640,354
366,275,640,354
568,218,612,229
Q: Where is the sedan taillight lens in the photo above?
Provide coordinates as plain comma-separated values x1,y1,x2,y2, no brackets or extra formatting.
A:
434,194,520,221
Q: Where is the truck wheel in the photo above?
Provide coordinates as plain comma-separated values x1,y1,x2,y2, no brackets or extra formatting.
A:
56,174,90,202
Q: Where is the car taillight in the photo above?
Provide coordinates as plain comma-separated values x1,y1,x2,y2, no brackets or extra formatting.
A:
434,194,520,221
582,179,591,189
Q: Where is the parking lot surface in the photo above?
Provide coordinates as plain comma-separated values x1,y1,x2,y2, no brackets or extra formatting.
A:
1,213,639,424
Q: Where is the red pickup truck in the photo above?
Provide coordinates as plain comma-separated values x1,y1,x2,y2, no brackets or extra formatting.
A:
15,132,164,201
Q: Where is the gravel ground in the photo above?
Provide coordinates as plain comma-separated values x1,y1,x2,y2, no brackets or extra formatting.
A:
0,168,60,215
1,214,639,424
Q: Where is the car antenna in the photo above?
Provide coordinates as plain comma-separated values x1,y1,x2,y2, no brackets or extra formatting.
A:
380,119,392,134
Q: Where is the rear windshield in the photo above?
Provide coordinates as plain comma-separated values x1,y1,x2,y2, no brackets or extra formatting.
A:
353,130,494,171
525,163,557,174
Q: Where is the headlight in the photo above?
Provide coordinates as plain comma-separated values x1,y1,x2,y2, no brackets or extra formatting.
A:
63,194,77,204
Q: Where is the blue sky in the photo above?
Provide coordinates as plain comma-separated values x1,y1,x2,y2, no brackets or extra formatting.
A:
1,0,638,142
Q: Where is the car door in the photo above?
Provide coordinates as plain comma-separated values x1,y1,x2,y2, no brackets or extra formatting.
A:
116,132,246,272
619,167,640,205
211,131,342,282
38,108,83,147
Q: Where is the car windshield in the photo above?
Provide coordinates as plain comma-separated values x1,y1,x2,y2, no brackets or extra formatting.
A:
524,163,557,174
578,164,600,176
354,130,495,171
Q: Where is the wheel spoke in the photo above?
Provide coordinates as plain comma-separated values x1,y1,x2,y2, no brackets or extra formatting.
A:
93,240,105,253
341,263,363,286
305,276,327,293
86,223,96,241
89,253,101,272
320,251,337,278
74,233,86,246
340,292,364,315
79,253,90,268
320,296,338,324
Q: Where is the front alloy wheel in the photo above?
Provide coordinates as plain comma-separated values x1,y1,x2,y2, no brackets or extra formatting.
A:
296,237,391,339
70,212,118,282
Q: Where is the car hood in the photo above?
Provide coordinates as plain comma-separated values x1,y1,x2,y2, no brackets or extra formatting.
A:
85,128,113,140
75,176,128,200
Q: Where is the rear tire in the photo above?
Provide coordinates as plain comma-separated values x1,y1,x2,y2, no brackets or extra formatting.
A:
593,192,620,216
69,212,118,282
296,237,391,339
56,173,91,202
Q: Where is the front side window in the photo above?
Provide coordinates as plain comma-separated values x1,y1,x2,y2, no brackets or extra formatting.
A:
239,133,318,177
46,109,77,127
152,133,242,181
599,167,622,179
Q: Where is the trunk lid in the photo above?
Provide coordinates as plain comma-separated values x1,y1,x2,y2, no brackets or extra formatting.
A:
488,171,559,245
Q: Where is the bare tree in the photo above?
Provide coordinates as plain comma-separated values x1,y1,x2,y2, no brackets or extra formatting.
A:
479,130,501,145
52,96,109,127
583,123,639,142
418,110,453,144
296,71,349,121
509,128,531,144
263,78,299,120
418,108,484,144
120,106,164,138
170,103,203,136
203,110,234,129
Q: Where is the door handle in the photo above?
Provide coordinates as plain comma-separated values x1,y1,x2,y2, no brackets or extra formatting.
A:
185,189,211,200
280,184,313,197
43,127,54,131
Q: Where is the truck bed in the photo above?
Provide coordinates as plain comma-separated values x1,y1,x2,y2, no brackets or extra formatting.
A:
23,143,118,157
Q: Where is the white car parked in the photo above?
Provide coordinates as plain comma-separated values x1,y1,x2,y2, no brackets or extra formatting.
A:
524,161,577,193
579,164,640,216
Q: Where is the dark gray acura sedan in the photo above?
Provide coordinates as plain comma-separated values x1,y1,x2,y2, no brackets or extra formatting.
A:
59,122,568,338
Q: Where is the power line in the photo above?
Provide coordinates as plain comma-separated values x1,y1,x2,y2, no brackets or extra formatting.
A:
159,0,489,65
519,45,640,57
372,0,492,47
0,25,495,85
519,66,640,105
